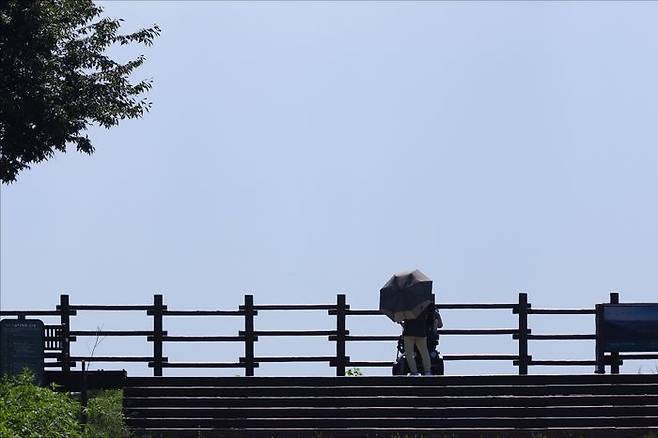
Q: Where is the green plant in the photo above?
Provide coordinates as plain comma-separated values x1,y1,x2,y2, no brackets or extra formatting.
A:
0,370,82,437
0,370,132,438
83,389,131,438
345,367,363,376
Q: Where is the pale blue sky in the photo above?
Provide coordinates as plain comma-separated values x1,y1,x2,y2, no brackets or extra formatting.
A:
2,2,658,376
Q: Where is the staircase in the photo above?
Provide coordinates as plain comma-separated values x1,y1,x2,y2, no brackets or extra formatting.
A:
123,374,658,437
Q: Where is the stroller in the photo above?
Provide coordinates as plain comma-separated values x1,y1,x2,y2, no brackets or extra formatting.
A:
392,306,445,376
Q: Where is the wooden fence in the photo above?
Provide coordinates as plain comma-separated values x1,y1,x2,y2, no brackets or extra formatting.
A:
3,292,658,376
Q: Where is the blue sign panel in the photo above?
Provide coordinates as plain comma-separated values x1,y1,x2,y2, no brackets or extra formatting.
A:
0,319,45,384
601,304,658,352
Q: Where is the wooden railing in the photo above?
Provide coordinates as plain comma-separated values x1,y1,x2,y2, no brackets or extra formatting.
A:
3,292,658,376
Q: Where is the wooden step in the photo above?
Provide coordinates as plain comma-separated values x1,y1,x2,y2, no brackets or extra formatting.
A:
123,394,658,408
124,415,658,429
124,405,658,419
124,374,658,387
128,426,658,438
123,383,658,398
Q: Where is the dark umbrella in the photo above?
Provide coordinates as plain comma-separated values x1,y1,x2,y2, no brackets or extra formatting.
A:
379,269,433,322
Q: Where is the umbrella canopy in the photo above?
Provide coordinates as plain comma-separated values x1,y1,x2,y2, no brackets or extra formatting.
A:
379,269,433,322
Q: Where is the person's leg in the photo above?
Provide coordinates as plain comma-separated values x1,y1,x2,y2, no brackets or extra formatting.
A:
403,336,418,375
415,336,432,375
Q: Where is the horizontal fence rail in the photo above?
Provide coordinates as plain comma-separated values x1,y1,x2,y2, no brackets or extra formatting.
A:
0,291,644,376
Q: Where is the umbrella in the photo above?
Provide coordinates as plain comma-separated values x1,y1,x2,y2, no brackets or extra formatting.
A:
379,269,433,322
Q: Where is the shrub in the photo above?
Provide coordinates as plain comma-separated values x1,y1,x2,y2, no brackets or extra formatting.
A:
0,371,82,438
83,389,131,438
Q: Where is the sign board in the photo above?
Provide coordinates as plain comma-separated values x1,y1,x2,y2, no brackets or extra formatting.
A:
0,319,45,384
600,304,658,352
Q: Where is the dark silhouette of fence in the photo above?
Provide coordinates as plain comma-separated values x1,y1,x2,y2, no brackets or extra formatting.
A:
3,292,658,376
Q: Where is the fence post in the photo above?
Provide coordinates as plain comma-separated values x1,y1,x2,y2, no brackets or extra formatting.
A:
335,294,347,376
244,294,255,376
610,291,620,374
59,294,71,373
516,292,529,375
595,304,605,374
152,294,164,377
80,360,88,425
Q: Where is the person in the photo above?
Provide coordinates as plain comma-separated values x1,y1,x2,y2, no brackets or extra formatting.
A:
402,305,432,376
431,304,443,341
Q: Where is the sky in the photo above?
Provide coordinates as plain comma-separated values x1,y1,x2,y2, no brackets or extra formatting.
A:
2,1,658,376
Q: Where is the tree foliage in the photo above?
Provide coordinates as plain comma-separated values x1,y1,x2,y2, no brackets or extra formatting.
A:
0,0,160,183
